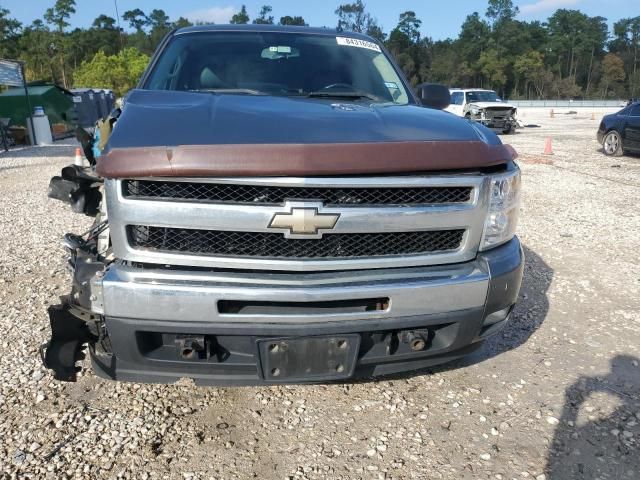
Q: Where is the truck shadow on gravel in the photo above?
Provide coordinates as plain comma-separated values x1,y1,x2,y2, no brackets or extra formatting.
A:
459,245,553,368
545,354,640,479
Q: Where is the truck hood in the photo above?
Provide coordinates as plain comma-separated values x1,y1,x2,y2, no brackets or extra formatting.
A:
469,101,516,110
98,89,516,178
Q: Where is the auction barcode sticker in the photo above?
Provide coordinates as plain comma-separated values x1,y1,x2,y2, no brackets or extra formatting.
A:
336,37,381,52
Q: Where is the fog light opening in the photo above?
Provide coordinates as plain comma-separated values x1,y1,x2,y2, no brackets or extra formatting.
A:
483,306,514,327
407,332,428,351
181,347,195,359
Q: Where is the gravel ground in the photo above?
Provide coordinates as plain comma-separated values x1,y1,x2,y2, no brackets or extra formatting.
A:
1,110,639,480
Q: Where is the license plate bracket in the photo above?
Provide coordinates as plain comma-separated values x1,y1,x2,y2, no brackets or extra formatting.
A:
257,334,360,382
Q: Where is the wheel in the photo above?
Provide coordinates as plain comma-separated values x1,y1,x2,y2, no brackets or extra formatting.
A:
502,125,513,134
602,130,623,157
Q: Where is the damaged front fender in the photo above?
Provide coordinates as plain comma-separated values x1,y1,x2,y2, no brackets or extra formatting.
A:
42,217,111,381
41,304,98,381
48,164,103,217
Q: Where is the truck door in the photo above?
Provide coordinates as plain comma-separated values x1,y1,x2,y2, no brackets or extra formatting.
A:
623,104,640,150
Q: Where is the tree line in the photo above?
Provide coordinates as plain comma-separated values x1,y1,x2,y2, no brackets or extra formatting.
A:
0,0,637,99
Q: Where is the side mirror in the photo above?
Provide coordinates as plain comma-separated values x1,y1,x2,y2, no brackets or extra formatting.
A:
416,83,451,110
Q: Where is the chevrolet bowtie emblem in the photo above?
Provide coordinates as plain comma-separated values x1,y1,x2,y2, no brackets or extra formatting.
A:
269,203,340,238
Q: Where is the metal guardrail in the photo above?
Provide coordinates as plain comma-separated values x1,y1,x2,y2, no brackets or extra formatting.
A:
506,100,625,108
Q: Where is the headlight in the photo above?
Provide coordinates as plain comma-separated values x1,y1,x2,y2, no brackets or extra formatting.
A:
480,166,521,250
470,107,480,115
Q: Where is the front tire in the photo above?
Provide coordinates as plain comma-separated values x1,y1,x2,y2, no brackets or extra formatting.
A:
603,130,623,157
502,125,513,134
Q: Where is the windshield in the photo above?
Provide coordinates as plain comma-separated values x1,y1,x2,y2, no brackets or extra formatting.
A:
466,91,501,103
144,31,410,104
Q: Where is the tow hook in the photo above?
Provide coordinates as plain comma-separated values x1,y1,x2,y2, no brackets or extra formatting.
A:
406,331,429,351
175,335,208,360
40,305,97,381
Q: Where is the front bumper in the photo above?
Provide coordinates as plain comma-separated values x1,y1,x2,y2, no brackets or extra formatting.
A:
477,118,516,131
87,237,524,385
468,110,517,131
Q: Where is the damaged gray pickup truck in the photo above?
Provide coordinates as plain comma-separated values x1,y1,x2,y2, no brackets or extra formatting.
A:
43,25,523,385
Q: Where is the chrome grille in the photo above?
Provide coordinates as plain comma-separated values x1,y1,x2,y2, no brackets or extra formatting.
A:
123,180,472,206
128,225,465,259
106,175,488,271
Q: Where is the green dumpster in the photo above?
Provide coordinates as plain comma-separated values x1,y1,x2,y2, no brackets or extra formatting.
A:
0,85,77,138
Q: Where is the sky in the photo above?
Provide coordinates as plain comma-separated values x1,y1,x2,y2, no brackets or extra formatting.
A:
2,0,632,40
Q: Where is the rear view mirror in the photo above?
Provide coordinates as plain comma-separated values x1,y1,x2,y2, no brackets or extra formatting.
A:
261,46,300,60
416,83,451,110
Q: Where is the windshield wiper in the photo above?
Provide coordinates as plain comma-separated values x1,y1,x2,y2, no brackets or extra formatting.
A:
304,91,383,102
189,88,268,96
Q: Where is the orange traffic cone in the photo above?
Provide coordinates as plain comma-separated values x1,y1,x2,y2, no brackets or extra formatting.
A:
74,147,84,166
550,109,555,118
543,138,554,155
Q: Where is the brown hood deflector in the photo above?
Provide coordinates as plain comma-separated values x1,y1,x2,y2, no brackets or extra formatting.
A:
96,141,517,178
